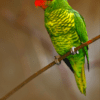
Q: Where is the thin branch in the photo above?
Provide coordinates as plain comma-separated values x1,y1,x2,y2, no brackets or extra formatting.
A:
0,35,100,100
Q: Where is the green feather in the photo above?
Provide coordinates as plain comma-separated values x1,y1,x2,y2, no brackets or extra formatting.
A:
44,0,89,95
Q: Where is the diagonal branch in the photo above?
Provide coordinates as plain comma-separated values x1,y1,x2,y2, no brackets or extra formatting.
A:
0,35,100,100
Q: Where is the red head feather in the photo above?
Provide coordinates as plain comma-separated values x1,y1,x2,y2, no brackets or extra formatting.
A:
34,0,47,9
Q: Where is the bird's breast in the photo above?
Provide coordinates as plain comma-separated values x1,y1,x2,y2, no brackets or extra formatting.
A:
45,9,75,37
45,9,81,55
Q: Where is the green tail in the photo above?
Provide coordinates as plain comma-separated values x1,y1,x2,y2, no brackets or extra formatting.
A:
74,64,86,95
84,46,89,71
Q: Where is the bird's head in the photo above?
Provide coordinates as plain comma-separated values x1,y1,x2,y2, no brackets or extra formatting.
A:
34,0,53,9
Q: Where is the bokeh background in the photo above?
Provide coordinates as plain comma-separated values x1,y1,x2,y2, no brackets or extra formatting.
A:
0,0,100,100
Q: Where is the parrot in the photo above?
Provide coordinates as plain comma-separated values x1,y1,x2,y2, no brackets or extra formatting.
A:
34,0,89,95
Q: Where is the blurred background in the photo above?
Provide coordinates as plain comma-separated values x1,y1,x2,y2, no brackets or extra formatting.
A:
0,0,100,100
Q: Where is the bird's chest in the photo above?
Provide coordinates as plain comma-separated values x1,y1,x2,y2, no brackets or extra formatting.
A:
44,9,80,55
45,9,75,37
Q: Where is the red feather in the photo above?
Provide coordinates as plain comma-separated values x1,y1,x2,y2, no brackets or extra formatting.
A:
34,0,46,7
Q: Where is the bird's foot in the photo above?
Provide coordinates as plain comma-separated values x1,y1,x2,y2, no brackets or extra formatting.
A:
71,46,79,55
54,55,61,65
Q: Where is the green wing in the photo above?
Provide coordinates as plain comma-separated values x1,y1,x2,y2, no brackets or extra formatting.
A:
74,13,88,42
74,12,89,70
80,14,86,27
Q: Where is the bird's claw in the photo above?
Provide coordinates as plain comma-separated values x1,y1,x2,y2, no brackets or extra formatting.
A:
54,55,61,65
71,46,79,55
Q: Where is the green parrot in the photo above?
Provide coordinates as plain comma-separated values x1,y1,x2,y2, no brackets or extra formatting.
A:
34,0,89,95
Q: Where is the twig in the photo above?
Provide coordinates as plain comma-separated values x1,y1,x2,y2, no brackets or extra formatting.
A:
0,35,100,100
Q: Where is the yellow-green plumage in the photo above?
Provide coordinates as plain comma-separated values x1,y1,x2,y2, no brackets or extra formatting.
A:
44,0,89,95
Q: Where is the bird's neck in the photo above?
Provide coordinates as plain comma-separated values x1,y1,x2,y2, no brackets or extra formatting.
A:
45,0,72,12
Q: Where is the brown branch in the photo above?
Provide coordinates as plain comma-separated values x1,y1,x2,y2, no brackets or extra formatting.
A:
0,35,100,100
